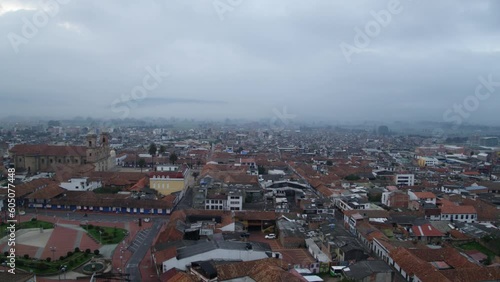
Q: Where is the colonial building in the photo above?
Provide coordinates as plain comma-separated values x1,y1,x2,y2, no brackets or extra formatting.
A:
10,132,114,172
149,167,190,196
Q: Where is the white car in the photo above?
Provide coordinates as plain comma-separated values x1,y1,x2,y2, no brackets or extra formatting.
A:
143,217,151,223
265,233,276,239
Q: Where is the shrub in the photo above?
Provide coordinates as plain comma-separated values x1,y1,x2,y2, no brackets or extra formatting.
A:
67,251,73,257
3,251,8,257
46,257,51,262
37,262,49,270
88,224,94,229
31,218,37,221
93,249,100,256
24,254,30,259
74,247,80,253
85,249,91,254
60,256,65,261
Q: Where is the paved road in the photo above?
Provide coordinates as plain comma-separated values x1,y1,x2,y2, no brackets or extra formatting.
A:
175,185,193,210
125,218,166,282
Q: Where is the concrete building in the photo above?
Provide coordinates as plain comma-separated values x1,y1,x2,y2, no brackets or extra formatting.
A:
59,177,101,191
161,240,276,273
417,157,439,167
395,174,415,186
479,137,499,147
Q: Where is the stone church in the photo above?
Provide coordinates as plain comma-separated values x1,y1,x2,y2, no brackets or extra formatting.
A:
10,132,115,173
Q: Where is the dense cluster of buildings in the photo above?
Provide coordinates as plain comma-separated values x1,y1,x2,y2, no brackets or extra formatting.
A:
1,120,500,281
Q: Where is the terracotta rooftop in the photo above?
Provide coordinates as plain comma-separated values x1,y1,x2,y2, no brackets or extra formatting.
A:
10,144,87,157
25,183,65,200
390,247,451,282
216,258,301,282
411,223,445,237
440,204,476,215
413,192,437,199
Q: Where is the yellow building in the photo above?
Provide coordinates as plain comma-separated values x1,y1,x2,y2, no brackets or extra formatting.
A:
417,157,438,167
149,170,188,196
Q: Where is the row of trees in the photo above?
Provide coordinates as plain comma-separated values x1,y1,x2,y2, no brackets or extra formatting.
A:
137,143,178,172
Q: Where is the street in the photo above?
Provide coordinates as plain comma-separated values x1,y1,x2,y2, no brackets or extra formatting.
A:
125,217,166,282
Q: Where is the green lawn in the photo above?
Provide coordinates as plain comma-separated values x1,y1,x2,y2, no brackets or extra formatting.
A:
0,251,93,275
459,241,496,257
82,225,128,244
18,219,54,229
0,219,54,238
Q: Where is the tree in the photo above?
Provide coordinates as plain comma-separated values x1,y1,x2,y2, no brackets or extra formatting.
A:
326,160,333,166
138,158,146,172
258,165,266,175
93,249,100,256
345,174,360,181
48,120,61,127
169,152,178,165
148,143,157,168
159,145,166,156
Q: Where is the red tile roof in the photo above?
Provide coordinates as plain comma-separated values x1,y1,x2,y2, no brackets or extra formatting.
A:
413,192,437,199
440,204,476,215
11,144,87,157
390,248,451,282
411,224,444,237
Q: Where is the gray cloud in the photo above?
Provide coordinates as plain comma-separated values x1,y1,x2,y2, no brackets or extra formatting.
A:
1,0,500,123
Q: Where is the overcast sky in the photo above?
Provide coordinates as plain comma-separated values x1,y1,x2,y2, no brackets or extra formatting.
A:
1,0,500,124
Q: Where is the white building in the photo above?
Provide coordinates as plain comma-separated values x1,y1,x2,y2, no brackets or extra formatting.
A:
59,177,101,191
156,165,179,172
418,157,439,166
161,241,277,272
395,174,415,186
205,190,244,211
440,205,477,223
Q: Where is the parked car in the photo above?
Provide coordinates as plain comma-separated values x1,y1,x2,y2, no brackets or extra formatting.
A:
265,233,276,239
144,217,151,223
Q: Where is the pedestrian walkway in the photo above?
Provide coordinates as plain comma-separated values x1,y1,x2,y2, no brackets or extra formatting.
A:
74,230,84,249
57,223,85,232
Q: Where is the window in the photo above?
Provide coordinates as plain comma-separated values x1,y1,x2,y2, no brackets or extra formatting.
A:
41,159,45,164
58,159,62,163
461,215,464,219
465,214,469,219
50,159,54,164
